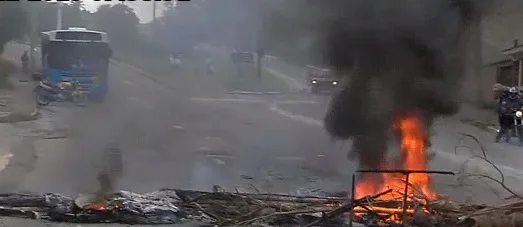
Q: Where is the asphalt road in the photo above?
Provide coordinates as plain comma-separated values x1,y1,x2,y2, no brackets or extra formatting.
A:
1,43,354,196
260,61,523,203
0,43,519,226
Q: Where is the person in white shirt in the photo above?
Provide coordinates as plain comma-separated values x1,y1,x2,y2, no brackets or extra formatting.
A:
205,58,215,75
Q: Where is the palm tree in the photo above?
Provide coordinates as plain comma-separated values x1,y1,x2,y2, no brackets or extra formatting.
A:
70,0,84,11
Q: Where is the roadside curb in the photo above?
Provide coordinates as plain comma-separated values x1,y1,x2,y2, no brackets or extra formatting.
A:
459,118,498,133
269,101,323,127
262,67,308,92
227,91,283,95
486,125,499,132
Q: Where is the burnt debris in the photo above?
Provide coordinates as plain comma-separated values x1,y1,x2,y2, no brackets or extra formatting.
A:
0,190,185,225
0,187,512,227
0,189,345,226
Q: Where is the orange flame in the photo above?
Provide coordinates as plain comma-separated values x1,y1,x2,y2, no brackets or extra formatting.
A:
84,203,111,211
354,114,436,201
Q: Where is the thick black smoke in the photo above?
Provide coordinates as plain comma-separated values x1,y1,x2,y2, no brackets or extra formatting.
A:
319,0,486,169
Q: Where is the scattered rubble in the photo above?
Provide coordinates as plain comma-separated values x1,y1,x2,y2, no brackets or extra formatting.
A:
0,110,40,123
0,186,518,227
0,134,515,226
0,134,513,226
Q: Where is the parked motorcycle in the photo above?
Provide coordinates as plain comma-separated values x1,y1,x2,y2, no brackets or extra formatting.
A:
497,107,523,144
35,79,87,106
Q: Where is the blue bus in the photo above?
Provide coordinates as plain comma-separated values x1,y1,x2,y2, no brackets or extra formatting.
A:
40,28,112,101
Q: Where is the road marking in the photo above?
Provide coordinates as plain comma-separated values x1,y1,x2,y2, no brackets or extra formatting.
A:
213,158,226,165
267,100,523,181
204,154,310,162
227,91,282,95
273,156,306,161
274,100,318,105
263,67,307,92
269,101,323,127
172,125,184,130
194,96,324,127
205,154,233,158
199,147,212,151
487,126,499,132
190,97,266,103
123,80,133,85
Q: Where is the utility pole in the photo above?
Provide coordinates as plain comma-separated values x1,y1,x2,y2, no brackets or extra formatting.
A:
150,1,157,44
473,12,483,106
29,3,38,74
57,2,63,30
255,2,264,79
152,1,157,23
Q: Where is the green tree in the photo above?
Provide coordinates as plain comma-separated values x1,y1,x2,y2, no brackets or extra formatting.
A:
70,0,84,11
62,1,87,28
156,0,286,51
32,2,86,33
92,4,140,47
0,2,28,53
163,1,175,10
160,0,207,51
33,2,57,33
156,0,254,53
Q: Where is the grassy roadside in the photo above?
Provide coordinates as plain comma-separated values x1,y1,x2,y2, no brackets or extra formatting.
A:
0,57,39,123
113,47,290,93
0,58,14,90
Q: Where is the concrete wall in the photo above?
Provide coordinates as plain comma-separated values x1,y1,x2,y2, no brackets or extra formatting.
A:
482,0,523,60
472,0,523,106
480,65,498,107
460,18,483,105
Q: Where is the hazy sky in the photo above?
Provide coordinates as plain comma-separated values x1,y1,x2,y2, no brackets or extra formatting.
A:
83,1,166,23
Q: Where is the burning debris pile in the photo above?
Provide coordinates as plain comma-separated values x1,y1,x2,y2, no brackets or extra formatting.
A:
0,187,522,226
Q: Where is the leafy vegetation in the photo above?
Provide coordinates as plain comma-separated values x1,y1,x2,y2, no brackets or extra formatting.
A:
92,4,140,47
2,0,327,68
0,111,40,123
0,2,28,88
0,2,28,54
0,59,14,90
0,0,318,83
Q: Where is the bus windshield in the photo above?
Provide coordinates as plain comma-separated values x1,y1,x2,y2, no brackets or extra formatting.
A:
45,42,111,72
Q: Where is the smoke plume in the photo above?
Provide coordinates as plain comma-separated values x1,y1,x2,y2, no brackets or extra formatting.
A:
318,0,486,169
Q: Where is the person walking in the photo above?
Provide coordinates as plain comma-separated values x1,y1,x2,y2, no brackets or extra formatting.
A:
21,51,29,74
